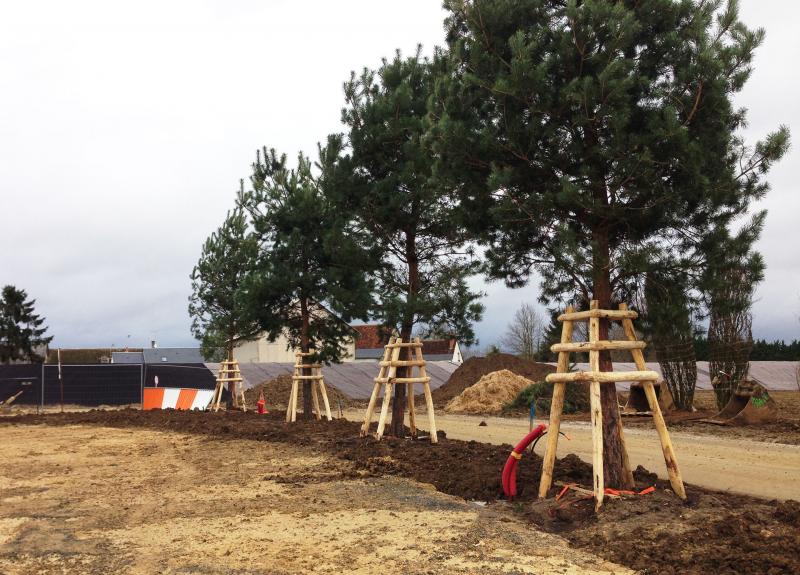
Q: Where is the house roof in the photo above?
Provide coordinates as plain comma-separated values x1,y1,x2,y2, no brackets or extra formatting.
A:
421,339,455,356
143,348,206,364
112,348,206,364
352,324,391,349
112,352,145,364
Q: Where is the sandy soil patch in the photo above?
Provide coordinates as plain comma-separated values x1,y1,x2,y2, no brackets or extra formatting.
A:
0,424,626,575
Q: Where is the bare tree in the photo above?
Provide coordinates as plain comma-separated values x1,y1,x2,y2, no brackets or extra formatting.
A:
501,303,545,360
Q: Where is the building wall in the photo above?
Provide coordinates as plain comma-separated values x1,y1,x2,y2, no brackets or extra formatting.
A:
234,332,356,363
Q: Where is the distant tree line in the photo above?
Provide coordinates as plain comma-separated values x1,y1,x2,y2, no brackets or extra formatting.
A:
694,337,800,362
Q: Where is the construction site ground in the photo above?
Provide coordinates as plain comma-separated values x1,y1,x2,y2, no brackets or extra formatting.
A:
2,410,799,574
343,409,800,501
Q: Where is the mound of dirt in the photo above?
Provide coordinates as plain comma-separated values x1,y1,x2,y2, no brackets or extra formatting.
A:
444,369,533,415
433,354,555,407
244,374,355,411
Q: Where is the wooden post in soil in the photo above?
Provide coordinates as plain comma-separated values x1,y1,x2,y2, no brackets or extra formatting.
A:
361,337,437,443
211,359,246,412
361,337,395,436
286,351,332,423
538,301,686,508
619,303,686,499
538,305,574,498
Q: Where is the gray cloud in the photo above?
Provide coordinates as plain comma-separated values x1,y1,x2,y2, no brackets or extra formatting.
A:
1,1,797,349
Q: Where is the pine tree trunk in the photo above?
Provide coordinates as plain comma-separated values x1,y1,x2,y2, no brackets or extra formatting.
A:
226,342,235,409
592,227,630,489
300,297,312,420
389,231,420,438
390,323,413,437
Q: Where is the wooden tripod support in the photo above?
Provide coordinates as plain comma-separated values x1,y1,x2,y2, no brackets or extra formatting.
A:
360,337,438,443
211,359,246,412
538,301,686,510
286,351,332,422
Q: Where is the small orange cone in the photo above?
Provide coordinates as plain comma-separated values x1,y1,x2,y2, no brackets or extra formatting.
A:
256,389,267,414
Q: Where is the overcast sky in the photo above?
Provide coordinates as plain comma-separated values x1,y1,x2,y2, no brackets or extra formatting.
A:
1,0,797,350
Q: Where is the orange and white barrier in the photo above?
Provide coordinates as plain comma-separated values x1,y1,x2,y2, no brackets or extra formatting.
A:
142,387,214,411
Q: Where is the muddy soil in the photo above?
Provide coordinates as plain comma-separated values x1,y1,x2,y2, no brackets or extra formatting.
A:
431,354,555,407
4,410,800,574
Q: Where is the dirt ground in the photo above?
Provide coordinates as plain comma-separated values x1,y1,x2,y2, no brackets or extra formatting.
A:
0,423,627,575
2,410,799,574
361,410,800,501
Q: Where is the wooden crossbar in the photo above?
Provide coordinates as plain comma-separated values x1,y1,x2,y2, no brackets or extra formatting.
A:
557,309,638,322
373,376,431,384
378,360,426,367
550,340,646,353
545,370,659,384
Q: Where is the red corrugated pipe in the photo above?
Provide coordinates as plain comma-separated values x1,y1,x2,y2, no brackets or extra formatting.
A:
502,424,547,500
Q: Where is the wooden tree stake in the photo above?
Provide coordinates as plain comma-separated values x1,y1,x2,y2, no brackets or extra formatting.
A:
286,351,332,423
211,359,246,412
538,305,574,498
540,301,686,508
363,336,437,443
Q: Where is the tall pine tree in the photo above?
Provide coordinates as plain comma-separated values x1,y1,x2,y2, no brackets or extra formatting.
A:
0,285,53,364
240,141,376,419
431,0,789,487
189,202,262,362
335,49,484,436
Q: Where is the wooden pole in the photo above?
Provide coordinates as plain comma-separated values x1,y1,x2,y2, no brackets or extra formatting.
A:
318,371,332,421
361,338,393,435
286,363,297,422
376,382,394,439
407,382,416,436
376,342,402,439
538,305,574,498
311,379,322,421
57,348,64,413
589,301,605,510
619,303,686,499
415,338,437,443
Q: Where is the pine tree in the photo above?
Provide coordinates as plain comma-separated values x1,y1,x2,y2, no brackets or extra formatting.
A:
700,217,764,408
0,285,53,364
431,0,789,487
643,269,698,410
240,142,376,419
536,310,563,363
189,202,262,362
335,49,485,436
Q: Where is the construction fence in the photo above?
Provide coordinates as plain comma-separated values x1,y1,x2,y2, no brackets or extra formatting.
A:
0,363,217,407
